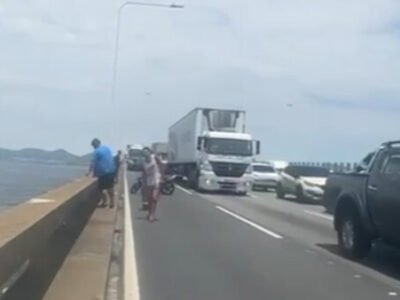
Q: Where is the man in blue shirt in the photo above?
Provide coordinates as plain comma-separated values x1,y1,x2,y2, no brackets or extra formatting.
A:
87,138,116,208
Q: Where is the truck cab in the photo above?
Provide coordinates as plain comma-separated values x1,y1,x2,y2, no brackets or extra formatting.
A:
195,131,257,194
168,108,260,195
127,144,145,172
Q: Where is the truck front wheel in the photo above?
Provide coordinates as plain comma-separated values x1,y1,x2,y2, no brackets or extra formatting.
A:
337,208,371,260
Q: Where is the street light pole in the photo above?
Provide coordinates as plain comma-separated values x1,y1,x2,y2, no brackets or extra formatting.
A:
110,1,184,105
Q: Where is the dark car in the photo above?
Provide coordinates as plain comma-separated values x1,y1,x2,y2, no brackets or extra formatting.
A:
323,141,400,260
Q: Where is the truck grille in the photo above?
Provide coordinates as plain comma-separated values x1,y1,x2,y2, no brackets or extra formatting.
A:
218,181,237,190
210,162,248,178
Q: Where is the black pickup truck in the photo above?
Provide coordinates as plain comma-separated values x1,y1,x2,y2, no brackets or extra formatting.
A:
322,141,400,260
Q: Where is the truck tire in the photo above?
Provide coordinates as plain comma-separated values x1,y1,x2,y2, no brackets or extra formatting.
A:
337,207,371,260
276,184,285,199
188,167,198,190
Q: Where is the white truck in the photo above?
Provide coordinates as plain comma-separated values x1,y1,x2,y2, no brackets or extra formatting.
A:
151,142,168,162
168,108,260,194
127,144,145,171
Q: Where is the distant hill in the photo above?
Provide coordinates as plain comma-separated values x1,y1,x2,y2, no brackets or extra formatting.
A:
0,148,92,166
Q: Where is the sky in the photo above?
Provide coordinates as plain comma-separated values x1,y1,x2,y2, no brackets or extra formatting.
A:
0,0,400,162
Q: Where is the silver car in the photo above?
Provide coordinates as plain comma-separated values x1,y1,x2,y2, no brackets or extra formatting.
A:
276,165,329,202
251,163,281,191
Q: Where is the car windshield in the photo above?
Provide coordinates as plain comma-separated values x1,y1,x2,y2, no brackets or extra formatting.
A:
206,138,252,156
253,165,275,173
292,166,329,177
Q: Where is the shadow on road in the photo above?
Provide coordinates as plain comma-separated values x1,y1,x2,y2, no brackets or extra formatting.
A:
318,242,400,281
175,179,249,196
279,195,323,206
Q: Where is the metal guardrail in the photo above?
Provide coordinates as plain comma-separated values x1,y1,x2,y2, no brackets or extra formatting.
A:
290,161,358,173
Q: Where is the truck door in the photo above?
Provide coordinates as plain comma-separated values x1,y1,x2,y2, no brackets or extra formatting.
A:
367,150,400,244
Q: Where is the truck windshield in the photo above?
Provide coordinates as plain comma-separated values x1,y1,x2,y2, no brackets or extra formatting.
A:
129,149,145,157
253,165,275,173
205,138,252,156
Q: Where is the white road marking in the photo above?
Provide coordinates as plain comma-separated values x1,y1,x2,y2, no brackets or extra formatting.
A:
216,206,283,239
304,210,334,221
388,292,398,297
123,169,140,300
354,274,362,279
176,185,193,195
249,193,259,198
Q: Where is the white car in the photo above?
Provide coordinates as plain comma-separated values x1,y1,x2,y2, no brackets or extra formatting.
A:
251,163,281,191
276,165,329,202
268,160,289,173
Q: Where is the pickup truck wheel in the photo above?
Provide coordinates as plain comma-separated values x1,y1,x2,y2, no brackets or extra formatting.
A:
337,209,371,260
276,184,285,199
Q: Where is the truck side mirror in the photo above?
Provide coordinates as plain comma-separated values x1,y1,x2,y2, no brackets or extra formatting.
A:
256,141,261,155
197,137,203,150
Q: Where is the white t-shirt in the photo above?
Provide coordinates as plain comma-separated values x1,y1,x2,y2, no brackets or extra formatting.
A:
144,155,161,187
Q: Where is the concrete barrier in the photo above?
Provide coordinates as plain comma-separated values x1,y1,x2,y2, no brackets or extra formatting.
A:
0,178,99,300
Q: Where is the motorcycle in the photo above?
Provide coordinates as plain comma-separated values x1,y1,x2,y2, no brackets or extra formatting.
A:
130,175,176,196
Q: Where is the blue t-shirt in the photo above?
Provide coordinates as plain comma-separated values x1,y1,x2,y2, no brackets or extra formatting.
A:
92,145,116,177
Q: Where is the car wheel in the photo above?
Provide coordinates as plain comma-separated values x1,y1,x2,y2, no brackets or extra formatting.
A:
296,186,306,203
276,184,285,199
337,208,371,260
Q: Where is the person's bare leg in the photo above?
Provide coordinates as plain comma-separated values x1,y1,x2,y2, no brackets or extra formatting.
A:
107,187,115,208
147,187,154,220
147,199,153,220
100,190,109,207
150,200,158,221
141,185,147,210
149,188,159,221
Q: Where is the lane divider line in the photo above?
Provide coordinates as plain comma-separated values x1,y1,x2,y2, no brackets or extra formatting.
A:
304,210,333,221
176,185,193,195
216,206,283,239
123,169,140,300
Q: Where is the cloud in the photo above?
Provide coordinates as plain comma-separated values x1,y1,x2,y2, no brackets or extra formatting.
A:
0,0,400,160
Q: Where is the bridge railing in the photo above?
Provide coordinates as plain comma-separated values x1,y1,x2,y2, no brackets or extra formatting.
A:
0,178,100,300
289,162,358,173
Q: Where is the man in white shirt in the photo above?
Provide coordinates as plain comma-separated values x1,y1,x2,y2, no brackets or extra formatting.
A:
142,147,162,222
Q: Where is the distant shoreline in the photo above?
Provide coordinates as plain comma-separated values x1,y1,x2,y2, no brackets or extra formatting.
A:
0,147,91,167
0,159,88,167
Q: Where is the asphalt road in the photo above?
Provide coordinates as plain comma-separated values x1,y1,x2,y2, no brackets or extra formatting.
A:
128,175,400,300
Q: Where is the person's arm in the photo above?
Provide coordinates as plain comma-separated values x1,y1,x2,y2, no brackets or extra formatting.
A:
86,153,96,177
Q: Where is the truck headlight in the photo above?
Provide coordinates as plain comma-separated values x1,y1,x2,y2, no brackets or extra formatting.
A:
200,161,213,172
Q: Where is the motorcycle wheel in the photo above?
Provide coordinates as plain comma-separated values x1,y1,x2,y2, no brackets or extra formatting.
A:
130,182,142,194
161,182,175,195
